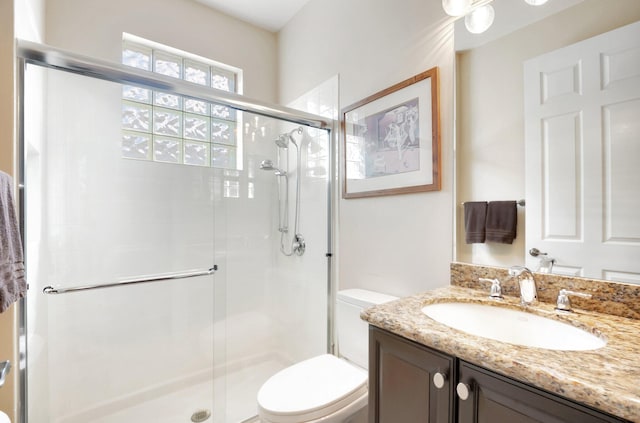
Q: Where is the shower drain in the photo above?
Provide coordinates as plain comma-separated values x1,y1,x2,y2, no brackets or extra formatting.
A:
191,409,212,422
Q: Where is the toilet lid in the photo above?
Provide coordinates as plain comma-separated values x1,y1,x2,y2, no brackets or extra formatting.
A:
257,354,368,422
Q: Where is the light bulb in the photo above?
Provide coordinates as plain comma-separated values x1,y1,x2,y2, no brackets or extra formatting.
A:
465,4,495,34
524,0,549,5
442,0,473,17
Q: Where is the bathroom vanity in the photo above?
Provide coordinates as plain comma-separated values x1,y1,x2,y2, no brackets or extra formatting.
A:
369,327,626,422
362,264,640,423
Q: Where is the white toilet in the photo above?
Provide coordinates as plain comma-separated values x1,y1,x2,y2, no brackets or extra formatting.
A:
257,289,397,423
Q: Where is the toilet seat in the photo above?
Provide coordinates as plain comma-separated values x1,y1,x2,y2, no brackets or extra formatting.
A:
257,354,368,423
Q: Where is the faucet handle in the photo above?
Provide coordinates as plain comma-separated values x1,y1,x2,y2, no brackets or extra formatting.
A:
480,278,503,299
555,289,592,312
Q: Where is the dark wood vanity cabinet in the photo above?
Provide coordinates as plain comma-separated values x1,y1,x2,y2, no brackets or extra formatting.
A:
369,327,628,423
369,326,454,423
457,361,626,423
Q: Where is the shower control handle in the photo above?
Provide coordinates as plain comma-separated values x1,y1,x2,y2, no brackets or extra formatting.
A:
293,234,306,256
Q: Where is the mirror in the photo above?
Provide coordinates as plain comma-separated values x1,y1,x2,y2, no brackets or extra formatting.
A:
454,0,640,283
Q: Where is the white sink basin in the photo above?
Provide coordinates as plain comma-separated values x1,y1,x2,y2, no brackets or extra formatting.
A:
421,302,606,351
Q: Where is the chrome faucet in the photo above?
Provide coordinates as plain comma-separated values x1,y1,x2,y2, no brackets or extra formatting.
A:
508,266,538,306
480,278,503,299
555,289,592,312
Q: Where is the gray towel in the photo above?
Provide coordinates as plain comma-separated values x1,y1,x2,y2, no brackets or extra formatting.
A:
0,171,26,313
464,202,487,244
485,201,517,244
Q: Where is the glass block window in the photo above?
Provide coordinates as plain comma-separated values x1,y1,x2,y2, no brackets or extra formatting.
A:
121,34,242,169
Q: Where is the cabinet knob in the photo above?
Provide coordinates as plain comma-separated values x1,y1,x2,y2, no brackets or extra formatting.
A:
433,372,446,389
456,382,471,401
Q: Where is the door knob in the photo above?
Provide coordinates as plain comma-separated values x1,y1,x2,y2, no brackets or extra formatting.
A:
456,382,471,400
433,372,447,389
529,247,548,257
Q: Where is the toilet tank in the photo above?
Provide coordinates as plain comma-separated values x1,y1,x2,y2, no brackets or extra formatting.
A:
336,289,398,369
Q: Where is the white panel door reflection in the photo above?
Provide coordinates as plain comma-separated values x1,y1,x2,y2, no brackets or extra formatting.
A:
524,21,640,283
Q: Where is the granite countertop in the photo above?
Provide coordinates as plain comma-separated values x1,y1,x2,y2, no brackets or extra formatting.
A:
361,285,640,422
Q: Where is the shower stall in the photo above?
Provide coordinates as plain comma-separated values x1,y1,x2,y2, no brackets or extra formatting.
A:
16,41,335,423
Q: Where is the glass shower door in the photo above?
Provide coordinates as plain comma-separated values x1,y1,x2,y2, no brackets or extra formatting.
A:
23,65,226,422
20,43,333,423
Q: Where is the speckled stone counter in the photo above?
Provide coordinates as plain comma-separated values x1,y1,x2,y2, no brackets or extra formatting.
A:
450,262,640,319
361,284,640,422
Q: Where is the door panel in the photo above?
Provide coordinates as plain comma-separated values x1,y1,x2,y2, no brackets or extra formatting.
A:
524,21,640,280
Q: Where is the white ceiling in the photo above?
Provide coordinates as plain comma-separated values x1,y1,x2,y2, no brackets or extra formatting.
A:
192,0,584,39
194,0,313,32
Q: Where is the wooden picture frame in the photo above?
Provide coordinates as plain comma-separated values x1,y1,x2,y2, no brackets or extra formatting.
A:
341,67,441,199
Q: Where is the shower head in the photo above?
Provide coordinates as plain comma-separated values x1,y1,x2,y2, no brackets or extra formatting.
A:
275,127,304,149
275,135,289,149
260,159,287,176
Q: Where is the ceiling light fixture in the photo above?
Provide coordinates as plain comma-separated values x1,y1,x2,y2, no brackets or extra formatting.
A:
444,0,552,35
464,4,495,34
442,0,473,17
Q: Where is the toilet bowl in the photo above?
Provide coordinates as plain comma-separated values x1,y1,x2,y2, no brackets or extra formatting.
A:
257,289,397,423
257,354,367,423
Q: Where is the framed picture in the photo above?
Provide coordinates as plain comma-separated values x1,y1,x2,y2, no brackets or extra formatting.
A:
341,67,441,199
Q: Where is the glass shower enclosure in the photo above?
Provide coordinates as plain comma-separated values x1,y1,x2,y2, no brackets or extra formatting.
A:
17,40,334,423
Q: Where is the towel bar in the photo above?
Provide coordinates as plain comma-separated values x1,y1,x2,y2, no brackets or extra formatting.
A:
460,199,525,207
42,265,217,295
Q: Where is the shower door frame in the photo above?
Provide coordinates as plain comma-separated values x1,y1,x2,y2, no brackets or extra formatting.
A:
15,39,337,423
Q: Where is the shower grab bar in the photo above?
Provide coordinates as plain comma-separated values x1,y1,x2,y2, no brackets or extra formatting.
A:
42,265,217,295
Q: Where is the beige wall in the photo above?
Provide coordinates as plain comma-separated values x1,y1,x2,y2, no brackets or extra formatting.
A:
455,0,640,268
45,0,278,102
279,0,456,298
1,0,15,174
0,0,16,418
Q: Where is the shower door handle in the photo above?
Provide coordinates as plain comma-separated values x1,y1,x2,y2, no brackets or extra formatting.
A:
0,361,10,388
43,265,218,295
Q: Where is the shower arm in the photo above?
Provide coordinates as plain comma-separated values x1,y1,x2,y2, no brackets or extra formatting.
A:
271,126,306,257
293,137,302,236
278,149,294,256
289,129,305,256
278,174,289,234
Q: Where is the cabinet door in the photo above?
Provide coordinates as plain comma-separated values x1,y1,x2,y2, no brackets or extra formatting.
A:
369,327,454,423
457,361,627,423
